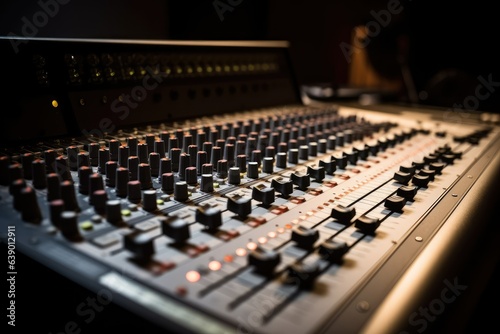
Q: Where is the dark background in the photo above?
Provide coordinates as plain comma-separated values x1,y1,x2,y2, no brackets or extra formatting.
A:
1,0,499,112
1,1,499,333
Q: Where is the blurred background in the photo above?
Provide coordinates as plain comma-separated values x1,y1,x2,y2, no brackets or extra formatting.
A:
1,0,499,112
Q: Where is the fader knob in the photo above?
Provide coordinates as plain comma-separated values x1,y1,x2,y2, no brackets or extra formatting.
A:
196,205,223,231
397,185,418,201
290,172,310,191
354,215,381,234
252,186,275,207
248,246,281,277
330,204,355,224
271,179,293,198
160,216,190,244
286,262,320,290
227,194,252,218
291,225,319,249
123,230,155,262
318,239,348,263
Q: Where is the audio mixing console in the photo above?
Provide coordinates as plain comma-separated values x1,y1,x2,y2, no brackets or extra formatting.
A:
1,37,500,334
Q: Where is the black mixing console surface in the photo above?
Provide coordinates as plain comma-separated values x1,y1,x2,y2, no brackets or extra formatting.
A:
1,37,500,334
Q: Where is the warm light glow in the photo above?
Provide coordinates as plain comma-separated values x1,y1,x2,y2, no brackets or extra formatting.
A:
277,227,285,234
258,237,267,244
223,255,233,263
185,270,200,283
246,242,257,250
52,100,58,108
235,248,247,256
208,261,222,271
267,231,277,238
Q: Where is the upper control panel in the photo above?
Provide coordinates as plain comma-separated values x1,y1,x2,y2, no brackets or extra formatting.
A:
0,37,300,145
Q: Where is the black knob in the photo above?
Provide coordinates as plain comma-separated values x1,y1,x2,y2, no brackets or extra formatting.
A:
262,157,274,174
118,146,130,168
354,215,381,234
88,173,104,202
91,189,108,214
412,160,425,170
335,154,347,169
184,167,197,186
20,186,43,224
429,162,445,175
248,246,281,277
285,262,320,290
98,148,109,174
21,153,34,179
252,186,275,207
127,180,142,204
288,148,298,164
216,159,228,179
327,135,336,150
228,167,241,185
246,161,258,179
60,180,80,212
276,152,287,169
227,194,252,218
44,149,57,174
200,174,214,192
127,155,139,181
330,204,355,224
10,179,26,211
393,171,412,185
271,178,293,198
46,173,61,201
105,161,118,187
319,239,348,263
384,195,407,212
299,145,309,160
137,163,152,189
307,166,325,182
290,172,310,191
412,174,430,188
236,154,247,172
123,230,155,262
0,156,10,185
142,190,158,212
88,142,100,166
127,137,138,156
399,165,416,175
159,157,172,178
174,181,189,202
161,215,190,244
161,172,174,193
49,199,64,228
319,159,336,175
418,168,436,182
138,143,149,163
78,166,92,194
291,225,319,249
108,139,120,162
149,152,160,177
32,159,47,189
60,211,83,241
196,204,223,231
106,200,123,226
66,145,79,171
115,167,130,197
397,185,418,201
170,147,181,172
196,151,208,175
188,145,198,167
210,146,222,168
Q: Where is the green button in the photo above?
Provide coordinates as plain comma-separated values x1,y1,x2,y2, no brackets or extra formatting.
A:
156,199,164,205
214,182,220,188
80,221,93,231
121,209,131,217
